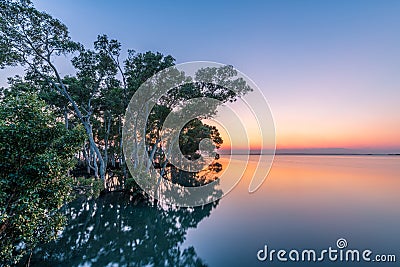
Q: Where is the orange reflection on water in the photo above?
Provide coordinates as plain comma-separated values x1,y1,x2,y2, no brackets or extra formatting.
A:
217,155,400,218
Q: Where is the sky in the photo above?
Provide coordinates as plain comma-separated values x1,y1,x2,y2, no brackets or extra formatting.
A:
2,0,400,153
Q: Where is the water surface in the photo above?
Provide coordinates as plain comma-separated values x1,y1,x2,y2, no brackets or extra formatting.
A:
27,155,400,266
183,155,400,266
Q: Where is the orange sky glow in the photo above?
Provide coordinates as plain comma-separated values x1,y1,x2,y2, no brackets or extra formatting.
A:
204,95,400,153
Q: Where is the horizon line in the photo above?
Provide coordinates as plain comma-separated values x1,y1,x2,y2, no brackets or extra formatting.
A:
217,147,400,154
218,152,400,156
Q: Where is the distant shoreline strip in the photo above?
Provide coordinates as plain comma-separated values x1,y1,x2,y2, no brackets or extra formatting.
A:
218,153,400,156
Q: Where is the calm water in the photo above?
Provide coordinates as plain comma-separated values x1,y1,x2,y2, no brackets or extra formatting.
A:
26,155,400,266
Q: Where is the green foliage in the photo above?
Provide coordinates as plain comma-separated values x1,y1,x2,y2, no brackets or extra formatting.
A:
179,119,223,159
0,0,82,70
125,50,175,97
0,0,251,192
0,93,85,266
0,1,246,264
73,177,104,199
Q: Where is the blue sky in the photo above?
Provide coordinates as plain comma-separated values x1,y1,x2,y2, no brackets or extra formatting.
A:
2,0,400,152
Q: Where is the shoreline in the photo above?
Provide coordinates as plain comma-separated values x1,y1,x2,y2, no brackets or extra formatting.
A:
218,153,400,156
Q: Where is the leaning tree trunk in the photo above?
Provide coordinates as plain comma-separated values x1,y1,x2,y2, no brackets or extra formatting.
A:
44,62,106,181
118,115,127,179
85,122,105,180
63,106,69,130
103,111,111,172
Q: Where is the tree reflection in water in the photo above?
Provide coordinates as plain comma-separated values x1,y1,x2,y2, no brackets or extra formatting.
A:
24,193,219,267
